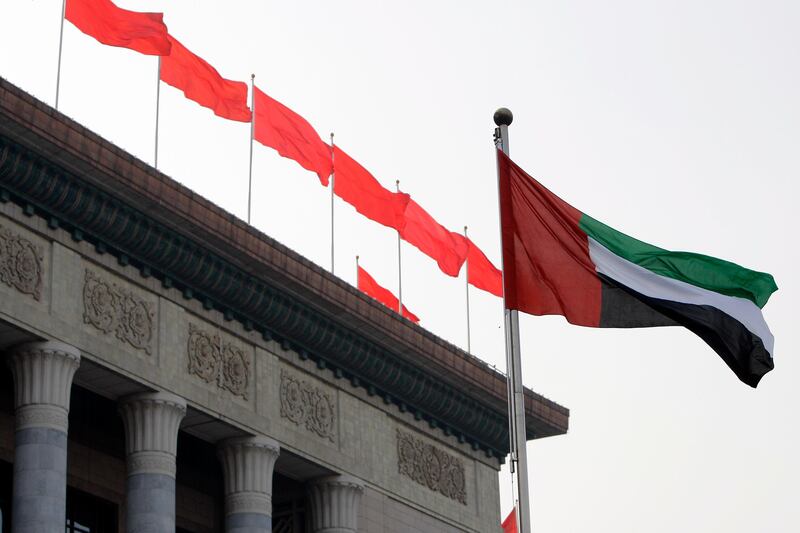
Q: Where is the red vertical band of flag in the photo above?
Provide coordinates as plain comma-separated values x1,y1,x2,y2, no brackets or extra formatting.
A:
252,86,332,185
160,35,251,122
501,508,518,533
498,149,599,322
357,266,420,323
65,0,171,56
333,146,409,230
466,238,503,296
400,199,468,277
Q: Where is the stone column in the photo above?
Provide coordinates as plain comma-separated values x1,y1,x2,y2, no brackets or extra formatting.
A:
307,475,365,533
217,436,281,533
118,392,186,533
6,341,80,533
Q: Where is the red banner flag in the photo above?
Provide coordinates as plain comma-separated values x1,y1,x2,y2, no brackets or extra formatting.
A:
502,508,518,533
400,199,468,277
66,0,171,56
333,146,409,230
160,35,251,122
466,238,503,296
253,86,332,185
358,266,419,323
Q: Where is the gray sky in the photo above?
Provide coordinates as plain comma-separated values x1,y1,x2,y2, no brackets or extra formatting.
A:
2,1,798,531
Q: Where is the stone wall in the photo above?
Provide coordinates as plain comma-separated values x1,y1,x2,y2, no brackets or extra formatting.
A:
0,199,502,532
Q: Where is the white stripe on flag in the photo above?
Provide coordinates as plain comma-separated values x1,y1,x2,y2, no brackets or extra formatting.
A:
588,237,774,355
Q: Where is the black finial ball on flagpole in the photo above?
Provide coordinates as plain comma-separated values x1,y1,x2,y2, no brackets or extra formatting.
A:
493,107,513,126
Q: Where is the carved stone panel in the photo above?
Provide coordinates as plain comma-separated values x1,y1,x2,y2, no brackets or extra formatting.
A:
187,323,251,399
397,429,467,504
83,269,155,354
0,224,43,300
279,369,336,442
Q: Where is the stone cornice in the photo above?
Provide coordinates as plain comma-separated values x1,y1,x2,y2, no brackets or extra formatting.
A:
0,77,568,459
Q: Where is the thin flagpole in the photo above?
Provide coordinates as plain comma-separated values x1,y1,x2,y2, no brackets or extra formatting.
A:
493,108,531,533
464,225,471,353
396,180,403,314
154,57,161,168
330,133,336,274
355,255,359,283
247,74,255,224
55,0,67,109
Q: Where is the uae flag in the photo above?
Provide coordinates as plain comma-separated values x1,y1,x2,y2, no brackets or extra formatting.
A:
498,150,777,387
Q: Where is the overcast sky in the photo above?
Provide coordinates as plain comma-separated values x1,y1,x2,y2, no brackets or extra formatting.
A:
2,1,798,531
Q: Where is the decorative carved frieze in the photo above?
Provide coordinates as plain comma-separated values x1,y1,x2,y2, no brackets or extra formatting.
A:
0,224,43,300
187,324,251,399
83,269,155,354
279,369,336,442
397,429,467,504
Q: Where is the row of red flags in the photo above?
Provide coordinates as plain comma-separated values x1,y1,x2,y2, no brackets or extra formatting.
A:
66,0,503,318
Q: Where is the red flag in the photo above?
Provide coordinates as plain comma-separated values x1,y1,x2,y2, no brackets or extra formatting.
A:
160,35,251,122
357,266,419,323
467,238,503,296
333,146,409,230
253,86,332,185
400,199,468,277
502,508,518,533
66,0,171,56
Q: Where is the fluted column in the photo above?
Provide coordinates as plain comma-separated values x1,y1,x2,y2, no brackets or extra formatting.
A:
6,341,80,533
307,475,364,533
118,392,186,533
218,436,280,533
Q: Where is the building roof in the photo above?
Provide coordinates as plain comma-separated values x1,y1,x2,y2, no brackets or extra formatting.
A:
0,76,568,459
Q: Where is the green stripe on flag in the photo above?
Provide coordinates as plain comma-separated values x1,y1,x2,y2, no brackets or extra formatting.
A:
579,214,777,308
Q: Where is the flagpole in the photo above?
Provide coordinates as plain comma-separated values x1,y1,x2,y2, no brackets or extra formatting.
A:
396,180,403,314
355,255,359,282
247,74,255,224
330,133,336,274
55,0,66,109
464,225,471,353
493,107,531,533
154,57,161,168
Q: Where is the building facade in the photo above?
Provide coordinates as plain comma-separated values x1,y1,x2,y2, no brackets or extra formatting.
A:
0,77,568,533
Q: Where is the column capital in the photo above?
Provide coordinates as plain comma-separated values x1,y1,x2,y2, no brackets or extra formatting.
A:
308,474,365,533
6,340,81,432
217,435,280,516
118,391,186,477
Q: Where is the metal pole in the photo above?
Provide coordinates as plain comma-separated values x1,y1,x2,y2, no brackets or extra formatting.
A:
154,57,161,168
493,107,532,533
55,0,66,109
330,133,336,274
247,74,255,224
396,179,403,314
464,226,471,353
355,255,359,282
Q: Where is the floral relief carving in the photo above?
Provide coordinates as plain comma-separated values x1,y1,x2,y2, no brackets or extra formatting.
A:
83,269,154,354
0,225,43,300
221,343,250,397
397,429,466,504
187,324,250,399
279,369,336,442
